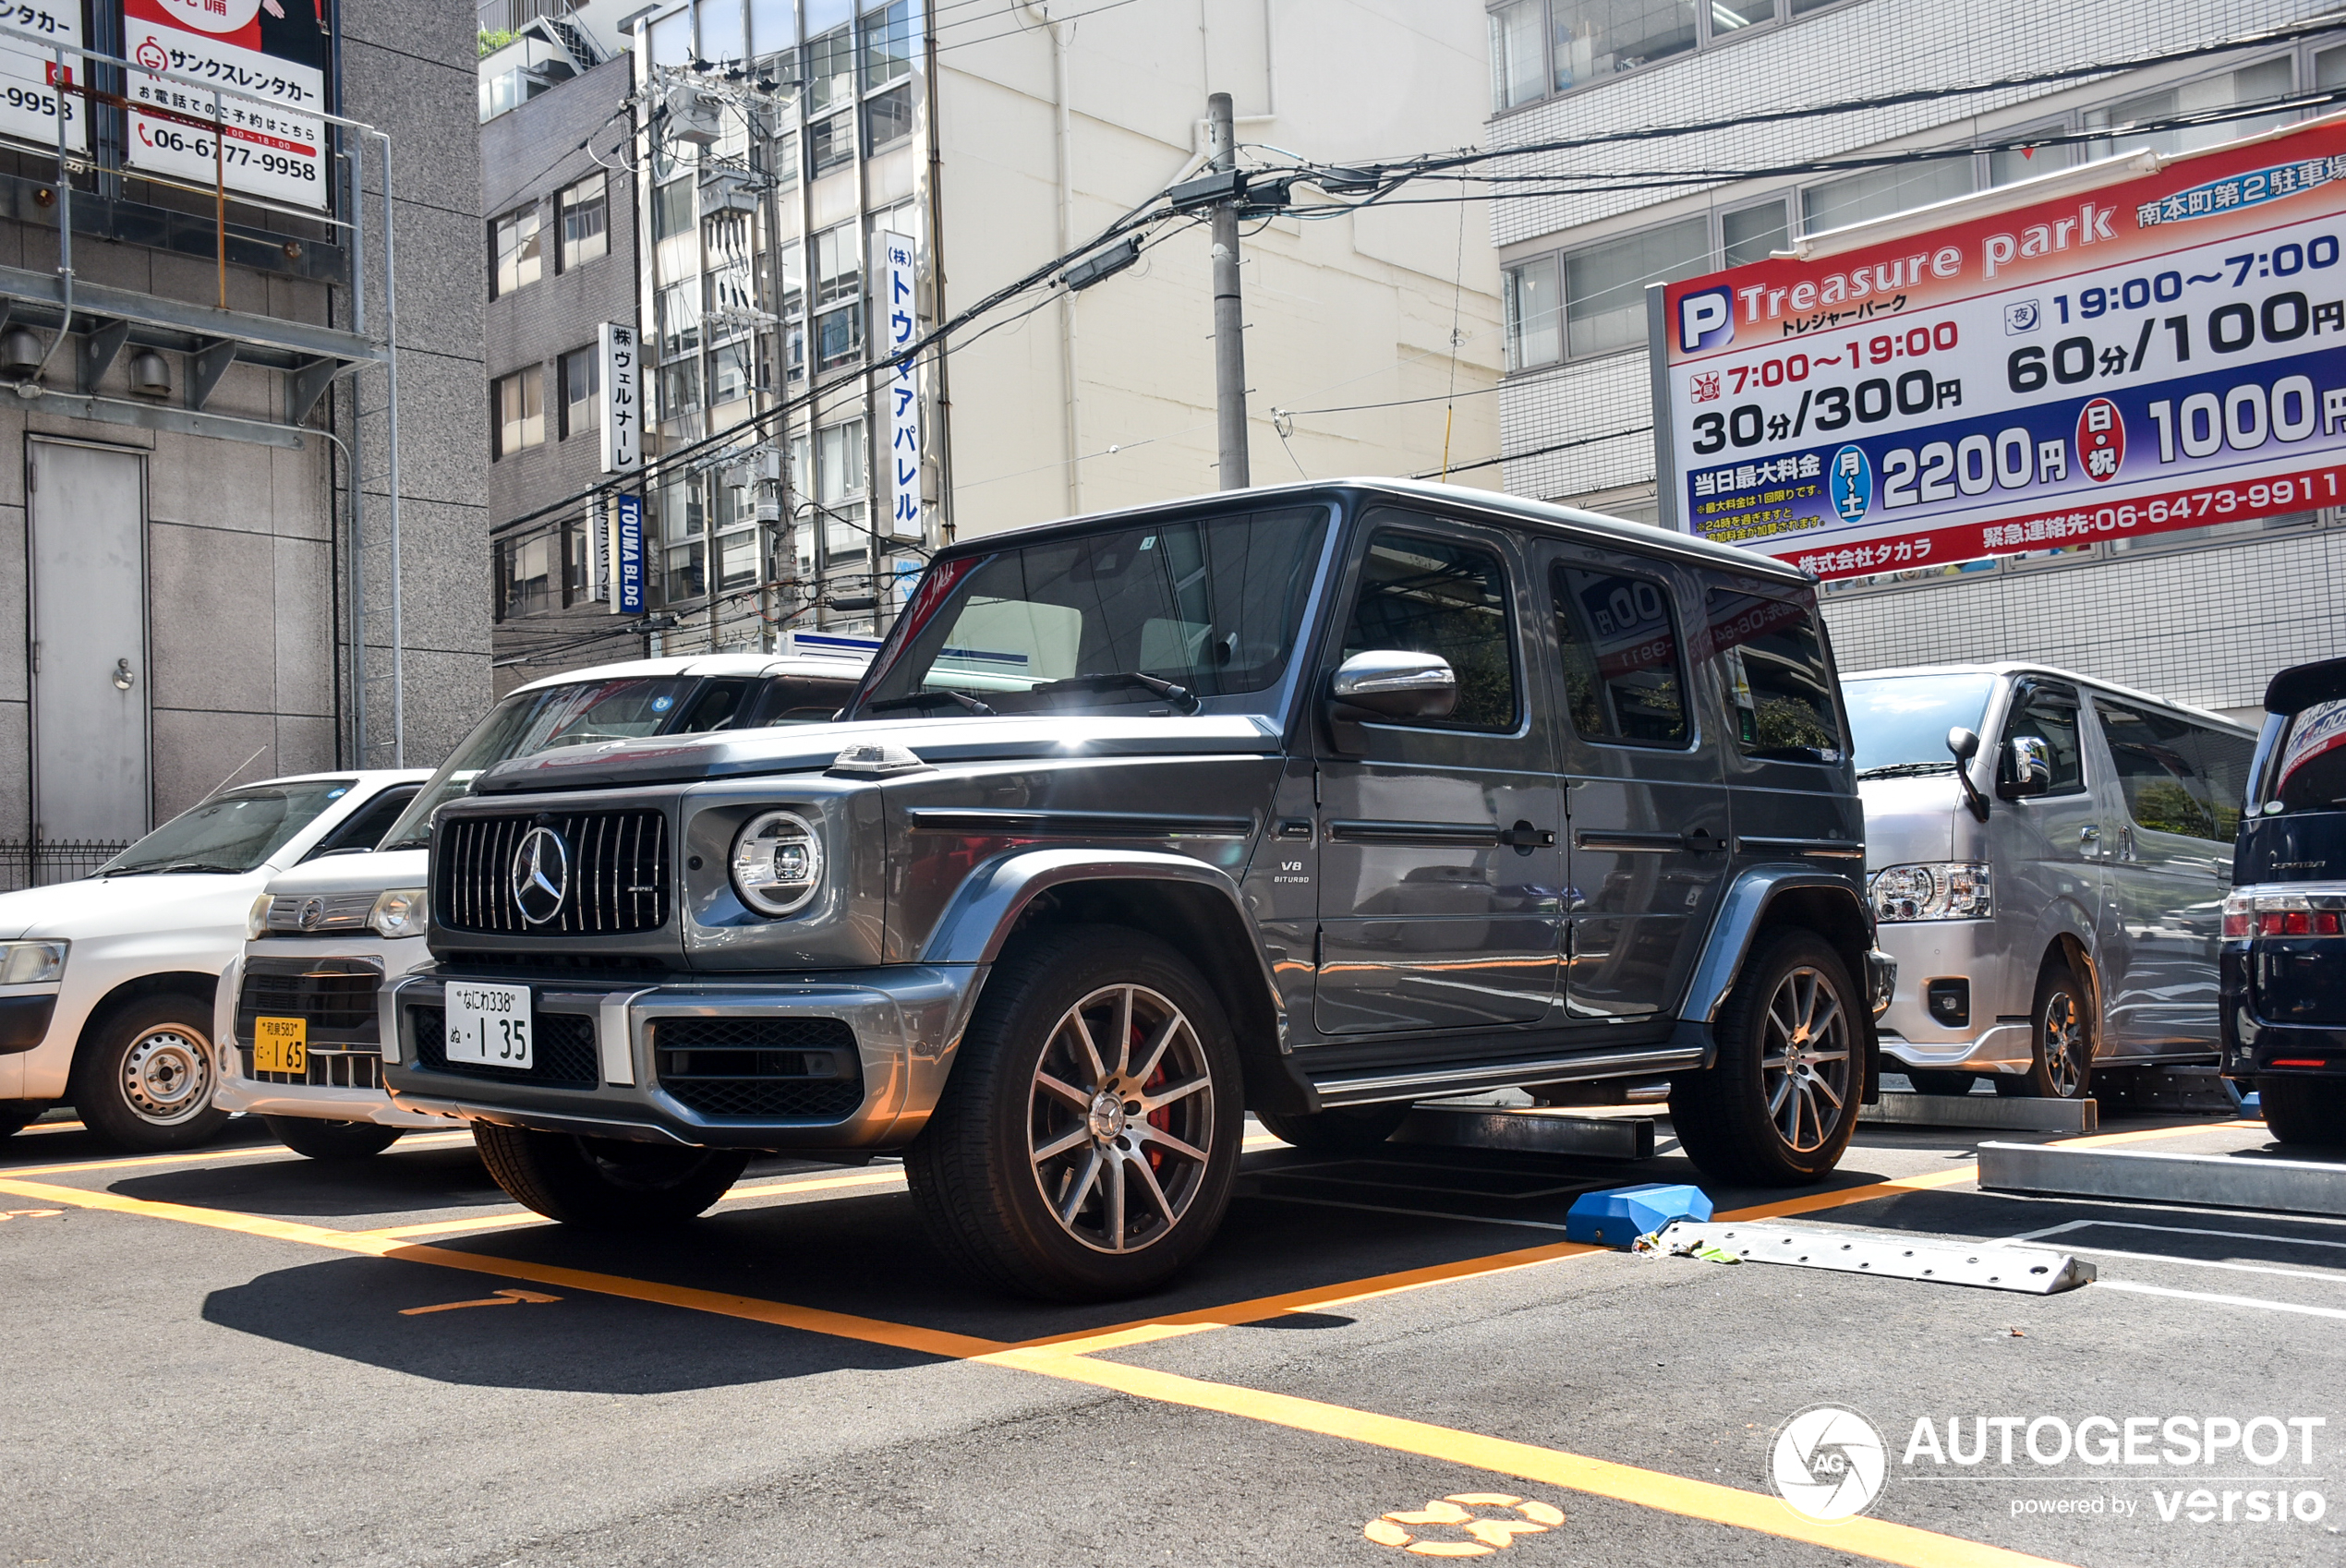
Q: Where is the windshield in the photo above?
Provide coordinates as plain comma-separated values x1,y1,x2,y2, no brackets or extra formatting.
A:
2266,696,2346,814
379,677,699,849
1843,673,1998,778
857,505,1332,715
102,779,359,874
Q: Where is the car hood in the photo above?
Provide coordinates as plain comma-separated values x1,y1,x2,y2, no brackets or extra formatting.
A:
260,848,429,899
475,713,1288,795
1857,776,1963,871
0,870,269,943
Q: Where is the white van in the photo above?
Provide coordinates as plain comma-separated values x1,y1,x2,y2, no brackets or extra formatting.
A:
215,647,873,1156
1844,663,2255,1099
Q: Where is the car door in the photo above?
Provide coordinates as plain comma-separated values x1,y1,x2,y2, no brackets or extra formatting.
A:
2090,697,2237,1056
1992,679,2107,1039
1312,511,1563,1035
1535,542,1730,1019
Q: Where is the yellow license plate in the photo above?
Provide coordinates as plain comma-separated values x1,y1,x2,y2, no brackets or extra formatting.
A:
253,1017,307,1074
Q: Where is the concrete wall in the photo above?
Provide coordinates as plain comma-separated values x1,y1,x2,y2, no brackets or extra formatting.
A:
935,0,1503,539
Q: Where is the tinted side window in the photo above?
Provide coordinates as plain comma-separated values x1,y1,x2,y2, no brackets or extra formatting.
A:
672,679,756,733
2193,726,2255,842
2001,682,2086,796
1341,531,1517,730
1551,561,1687,746
2096,699,2231,841
1705,588,1844,762
306,785,419,858
751,677,856,726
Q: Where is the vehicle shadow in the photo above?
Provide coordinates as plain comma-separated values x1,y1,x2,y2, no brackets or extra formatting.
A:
200,1253,943,1393
109,1143,504,1218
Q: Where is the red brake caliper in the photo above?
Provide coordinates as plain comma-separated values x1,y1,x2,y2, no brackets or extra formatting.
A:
1140,1023,1170,1176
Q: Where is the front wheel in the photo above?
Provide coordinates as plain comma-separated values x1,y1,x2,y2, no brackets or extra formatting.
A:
1670,931,1861,1187
1255,1101,1409,1153
264,1116,405,1161
1996,959,2094,1100
71,995,229,1152
472,1124,749,1230
2260,1079,2346,1147
906,926,1243,1301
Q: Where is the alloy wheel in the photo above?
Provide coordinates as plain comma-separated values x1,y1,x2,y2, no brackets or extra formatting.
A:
1760,965,1851,1153
1027,983,1216,1255
2043,988,2086,1098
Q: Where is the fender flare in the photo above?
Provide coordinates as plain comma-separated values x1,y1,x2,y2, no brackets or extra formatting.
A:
1671,866,1879,1062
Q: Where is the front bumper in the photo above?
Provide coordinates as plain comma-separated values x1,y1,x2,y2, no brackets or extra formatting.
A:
380,964,987,1150
1870,917,2034,1075
214,946,442,1128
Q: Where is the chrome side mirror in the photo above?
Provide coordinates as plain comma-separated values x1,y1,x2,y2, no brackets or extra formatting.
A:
2000,735,2054,799
1330,649,1457,720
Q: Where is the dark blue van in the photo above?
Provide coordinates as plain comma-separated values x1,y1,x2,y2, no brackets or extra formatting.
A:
2223,657,2346,1144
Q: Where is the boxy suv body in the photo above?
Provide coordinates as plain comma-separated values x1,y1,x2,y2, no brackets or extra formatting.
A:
1846,665,2255,1100
216,650,870,1159
383,480,1893,1299
2223,656,2346,1143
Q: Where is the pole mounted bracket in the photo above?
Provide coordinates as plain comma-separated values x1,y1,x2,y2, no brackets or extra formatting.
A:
188,338,237,411
79,317,128,396
285,356,336,425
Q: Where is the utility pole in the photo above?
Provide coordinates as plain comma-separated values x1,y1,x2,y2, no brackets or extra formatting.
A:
1207,90,1249,489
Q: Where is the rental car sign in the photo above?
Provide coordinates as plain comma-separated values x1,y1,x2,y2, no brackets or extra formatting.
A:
1659,114,2346,579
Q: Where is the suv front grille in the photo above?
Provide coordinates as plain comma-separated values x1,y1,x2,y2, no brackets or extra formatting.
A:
652,1017,863,1120
409,1005,599,1088
433,810,670,935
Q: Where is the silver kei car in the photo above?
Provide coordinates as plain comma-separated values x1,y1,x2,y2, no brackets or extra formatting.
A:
1845,663,2255,1100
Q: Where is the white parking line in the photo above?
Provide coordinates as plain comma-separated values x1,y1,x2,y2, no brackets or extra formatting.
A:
2004,1216,2346,1251
2094,1278,2346,1321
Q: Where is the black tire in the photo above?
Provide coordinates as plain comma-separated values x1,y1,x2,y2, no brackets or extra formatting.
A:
905,925,1243,1301
1255,1101,1410,1153
472,1124,749,1230
2259,1079,2346,1147
264,1116,405,1161
70,993,229,1152
0,1106,36,1141
1669,930,1862,1187
1903,1070,1977,1097
1996,958,2094,1100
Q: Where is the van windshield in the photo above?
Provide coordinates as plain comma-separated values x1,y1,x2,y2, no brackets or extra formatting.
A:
2266,696,2346,814
378,677,699,850
101,779,359,874
1843,673,1997,779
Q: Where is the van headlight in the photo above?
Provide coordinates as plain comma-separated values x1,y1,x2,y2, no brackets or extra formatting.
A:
248,892,275,939
369,887,428,939
0,939,67,984
1869,862,1991,922
730,810,823,916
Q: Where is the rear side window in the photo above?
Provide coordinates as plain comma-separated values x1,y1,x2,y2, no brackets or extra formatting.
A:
2001,683,2086,796
1705,588,1844,763
751,675,857,725
2268,697,2346,814
1551,562,1687,746
306,784,421,858
2096,700,2250,842
1341,531,1518,730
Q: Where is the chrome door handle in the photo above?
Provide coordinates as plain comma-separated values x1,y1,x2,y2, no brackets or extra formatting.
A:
2078,825,2100,850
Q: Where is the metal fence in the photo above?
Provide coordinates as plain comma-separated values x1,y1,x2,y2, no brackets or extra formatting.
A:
0,842,128,892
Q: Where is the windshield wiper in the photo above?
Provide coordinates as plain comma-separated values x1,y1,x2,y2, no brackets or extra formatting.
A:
865,689,997,717
1031,671,1201,714
105,861,248,876
1856,761,1958,780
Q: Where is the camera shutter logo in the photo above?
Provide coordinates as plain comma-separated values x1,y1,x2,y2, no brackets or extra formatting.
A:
510,827,571,925
1772,1405,1888,1522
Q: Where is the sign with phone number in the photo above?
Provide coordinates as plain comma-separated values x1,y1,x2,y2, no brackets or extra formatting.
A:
1658,114,2346,579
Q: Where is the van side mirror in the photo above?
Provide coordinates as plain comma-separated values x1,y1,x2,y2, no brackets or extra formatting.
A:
1946,727,1979,762
1945,727,1989,821
2000,735,2054,799
1329,650,1457,720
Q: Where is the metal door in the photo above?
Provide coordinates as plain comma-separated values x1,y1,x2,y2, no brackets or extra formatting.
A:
1538,544,1732,1019
29,440,149,843
1312,513,1562,1035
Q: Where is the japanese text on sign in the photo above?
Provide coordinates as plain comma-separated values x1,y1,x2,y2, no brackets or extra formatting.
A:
878,230,922,540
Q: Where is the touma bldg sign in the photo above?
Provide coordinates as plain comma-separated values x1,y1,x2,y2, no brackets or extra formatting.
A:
1657,113,2346,579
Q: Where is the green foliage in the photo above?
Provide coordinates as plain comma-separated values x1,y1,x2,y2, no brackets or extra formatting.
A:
478,28,519,56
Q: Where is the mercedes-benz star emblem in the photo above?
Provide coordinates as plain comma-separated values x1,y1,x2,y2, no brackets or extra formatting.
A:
510,826,571,925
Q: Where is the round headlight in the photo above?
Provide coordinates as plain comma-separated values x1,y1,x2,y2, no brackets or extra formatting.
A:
730,810,823,917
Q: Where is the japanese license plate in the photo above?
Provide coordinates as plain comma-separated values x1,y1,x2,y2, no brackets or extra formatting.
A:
444,982,533,1070
252,1017,306,1075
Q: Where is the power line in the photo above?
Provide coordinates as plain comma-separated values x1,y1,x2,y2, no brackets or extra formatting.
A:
1416,423,1653,482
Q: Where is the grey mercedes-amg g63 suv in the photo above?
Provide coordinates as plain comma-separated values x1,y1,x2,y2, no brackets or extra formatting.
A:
382,479,1892,1299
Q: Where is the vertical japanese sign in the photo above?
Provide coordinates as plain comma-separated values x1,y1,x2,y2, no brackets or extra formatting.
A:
124,0,331,211
599,321,640,474
1659,115,2346,580
0,5,83,152
878,231,923,539
611,494,646,614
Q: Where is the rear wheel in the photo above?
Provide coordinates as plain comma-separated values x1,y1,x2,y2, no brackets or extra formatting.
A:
71,994,229,1152
1255,1101,1409,1153
1670,931,1861,1187
2259,1079,2346,1147
472,1124,749,1229
1997,959,2094,1100
1903,1070,1977,1097
264,1116,405,1161
906,926,1242,1301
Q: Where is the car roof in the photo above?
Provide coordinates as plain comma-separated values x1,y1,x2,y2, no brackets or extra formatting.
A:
1841,662,2253,734
508,652,871,695
924,477,1815,585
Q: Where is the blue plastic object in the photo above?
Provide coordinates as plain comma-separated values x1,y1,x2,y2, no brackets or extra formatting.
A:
1565,1183,1712,1248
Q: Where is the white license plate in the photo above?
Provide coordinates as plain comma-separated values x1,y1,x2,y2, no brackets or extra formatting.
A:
444,982,533,1070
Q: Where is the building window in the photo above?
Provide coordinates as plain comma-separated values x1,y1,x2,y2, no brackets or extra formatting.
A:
490,205,541,297
652,175,695,242
656,281,700,360
501,528,557,618
659,357,704,415
807,22,855,114
1503,257,1560,371
1721,199,1788,266
2090,58,2296,162
817,418,867,569
814,223,860,305
862,1,914,89
815,301,863,368
659,474,704,603
1489,0,1849,111
865,81,913,152
768,127,799,188
491,368,544,458
556,172,608,271
1801,160,1973,237
558,345,599,440
1564,214,1708,358
711,339,754,405
809,109,855,175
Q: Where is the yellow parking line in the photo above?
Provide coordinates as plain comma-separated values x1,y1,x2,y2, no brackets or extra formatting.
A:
359,1167,913,1240
2,1129,475,1181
